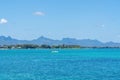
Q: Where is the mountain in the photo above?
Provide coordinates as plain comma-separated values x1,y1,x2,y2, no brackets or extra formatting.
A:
61,38,103,47
0,36,29,45
0,36,120,47
31,36,61,45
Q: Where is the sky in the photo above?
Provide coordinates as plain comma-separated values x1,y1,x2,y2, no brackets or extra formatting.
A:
0,0,120,42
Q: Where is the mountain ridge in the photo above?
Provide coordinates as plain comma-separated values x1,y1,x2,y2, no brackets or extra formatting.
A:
0,36,120,47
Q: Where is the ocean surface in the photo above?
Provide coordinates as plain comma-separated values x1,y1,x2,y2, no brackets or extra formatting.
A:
0,49,120,80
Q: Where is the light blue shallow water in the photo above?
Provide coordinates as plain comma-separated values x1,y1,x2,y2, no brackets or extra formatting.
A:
0,49,120,80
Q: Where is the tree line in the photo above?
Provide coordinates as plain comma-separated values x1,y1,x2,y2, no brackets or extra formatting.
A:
0,44,81,49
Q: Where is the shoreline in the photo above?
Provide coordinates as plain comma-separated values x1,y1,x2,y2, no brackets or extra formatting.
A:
0,47,120,50
0,44,120,50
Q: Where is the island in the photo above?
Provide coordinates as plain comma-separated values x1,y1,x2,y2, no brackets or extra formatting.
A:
0,44,120,49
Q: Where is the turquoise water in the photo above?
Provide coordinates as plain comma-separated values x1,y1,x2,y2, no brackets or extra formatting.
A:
0,49,120,80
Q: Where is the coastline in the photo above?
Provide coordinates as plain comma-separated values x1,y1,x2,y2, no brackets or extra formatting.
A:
0,46,120,50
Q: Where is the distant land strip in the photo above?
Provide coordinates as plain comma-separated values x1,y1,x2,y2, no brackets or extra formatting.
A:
0,44,120,49
0,36,120,47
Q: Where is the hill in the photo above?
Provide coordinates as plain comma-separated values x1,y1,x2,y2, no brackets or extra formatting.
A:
0,36,120,47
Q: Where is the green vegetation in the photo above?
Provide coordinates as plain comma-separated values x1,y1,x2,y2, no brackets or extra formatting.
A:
0,44,119,49
0,44,81,49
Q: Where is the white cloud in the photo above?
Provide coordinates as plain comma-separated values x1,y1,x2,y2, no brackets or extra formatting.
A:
34,11,45,16
0,18,8,24
96,24,105,28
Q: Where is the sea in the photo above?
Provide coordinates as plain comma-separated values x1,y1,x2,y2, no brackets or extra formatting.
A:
0,48,120,80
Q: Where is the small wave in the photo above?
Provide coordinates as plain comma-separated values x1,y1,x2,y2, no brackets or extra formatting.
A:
51,50,59,53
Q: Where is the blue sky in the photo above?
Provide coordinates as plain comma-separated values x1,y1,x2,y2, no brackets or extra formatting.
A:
0,0,120,42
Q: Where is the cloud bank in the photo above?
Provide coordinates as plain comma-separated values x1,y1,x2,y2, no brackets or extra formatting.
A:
34,11,45,16
0,18,8,24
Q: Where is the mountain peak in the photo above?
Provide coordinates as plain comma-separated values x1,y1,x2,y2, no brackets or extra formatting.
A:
37,36,51,40
0,36,12,40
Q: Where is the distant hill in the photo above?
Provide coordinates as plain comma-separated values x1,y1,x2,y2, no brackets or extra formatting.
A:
0,36,120,47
